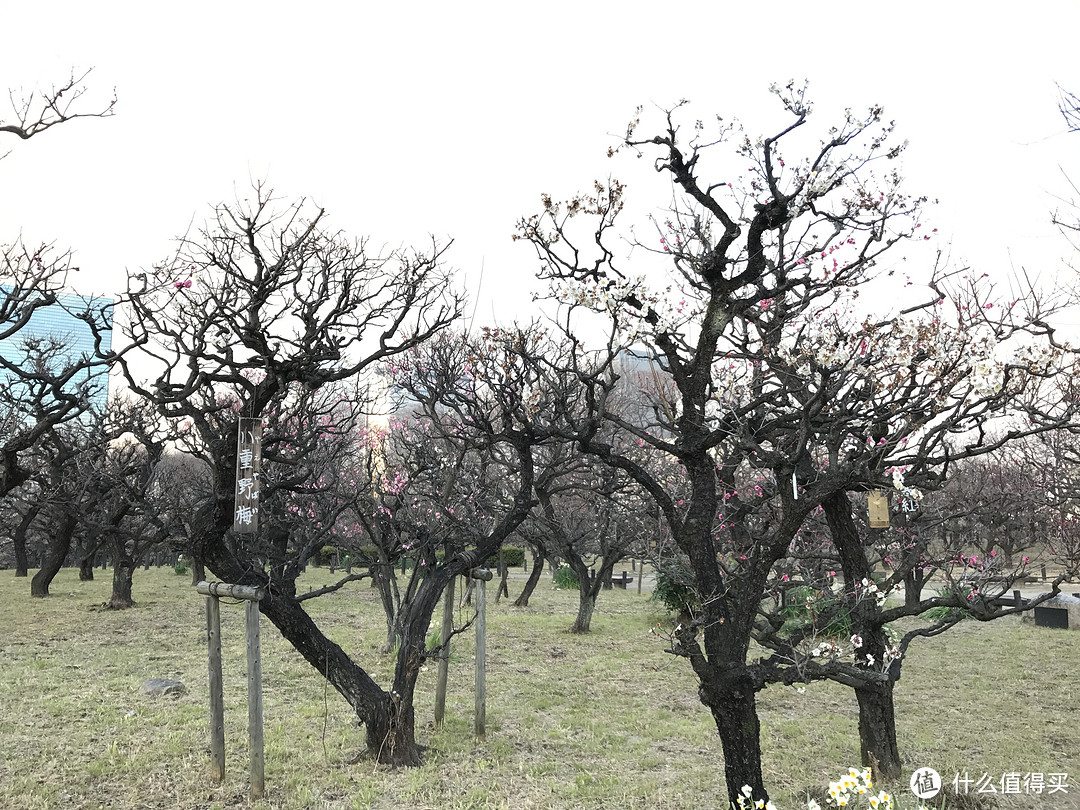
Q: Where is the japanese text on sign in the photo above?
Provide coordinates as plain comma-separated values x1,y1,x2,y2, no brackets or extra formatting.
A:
233,419,262,533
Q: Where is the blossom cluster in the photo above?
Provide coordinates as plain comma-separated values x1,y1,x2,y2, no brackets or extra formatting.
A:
736,768,918,810
824,768,891,809
853,577,892,608
736,785,778,810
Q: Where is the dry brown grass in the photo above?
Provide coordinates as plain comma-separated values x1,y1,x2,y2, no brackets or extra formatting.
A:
0,567,1077,810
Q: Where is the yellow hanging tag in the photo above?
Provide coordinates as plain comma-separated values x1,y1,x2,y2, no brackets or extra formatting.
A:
868,489,891,528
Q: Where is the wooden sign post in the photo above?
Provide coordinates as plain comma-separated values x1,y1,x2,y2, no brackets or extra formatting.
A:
196,580,266,800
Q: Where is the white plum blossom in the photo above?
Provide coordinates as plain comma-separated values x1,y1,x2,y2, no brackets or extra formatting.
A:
810,640,842,658
1009,340,1059,374
970,355,1005,397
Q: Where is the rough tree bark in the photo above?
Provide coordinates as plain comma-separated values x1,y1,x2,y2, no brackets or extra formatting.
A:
822,492,903,779
494,547,510,603
513,544,544,607
12,502,40,578
190,558,205,586
568,555,617,634
706,676,768,803
854,682,902,779
78,554,94,581
903,566,929,609
30,511,77,597
374,561,401,653
108,556,136,609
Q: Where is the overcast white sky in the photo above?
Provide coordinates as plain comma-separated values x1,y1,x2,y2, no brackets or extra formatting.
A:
2,1,1079,330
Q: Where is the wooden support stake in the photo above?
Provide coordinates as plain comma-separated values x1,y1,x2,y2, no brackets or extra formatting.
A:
471,568,492,739
475,574,487,739
206,595,225,783
434,576,455,726
196,581,265,799
246,600,265,799
197,580,265,601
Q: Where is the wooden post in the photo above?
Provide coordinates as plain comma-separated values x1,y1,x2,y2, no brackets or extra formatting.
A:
471,568,492,739
434,576,455,726
196,581,266,800
637,562,643,594
246,600,264,799
206,594,225,783
198,581,265,600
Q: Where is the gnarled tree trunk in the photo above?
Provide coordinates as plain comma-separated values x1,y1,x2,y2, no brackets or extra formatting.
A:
494,546,510,603
570,584,595,634
569,556,617,633
823,492,904,779
30,512,77,597
513,545,544,607
108,534,136,609
854,681,901,779
254,588,412,763
904,566,928,608
700,670,768,807
12,502,40,578
108,558,136,609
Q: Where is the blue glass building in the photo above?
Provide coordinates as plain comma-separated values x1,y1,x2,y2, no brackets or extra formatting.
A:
0,285,114,415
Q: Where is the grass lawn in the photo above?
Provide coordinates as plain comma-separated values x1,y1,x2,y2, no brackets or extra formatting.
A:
0,567,1077,810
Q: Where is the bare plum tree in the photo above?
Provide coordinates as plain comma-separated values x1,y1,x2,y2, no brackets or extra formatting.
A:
118,185,471,764
2,70,118,497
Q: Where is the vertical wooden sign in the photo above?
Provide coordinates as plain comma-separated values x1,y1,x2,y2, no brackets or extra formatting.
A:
234,419,262,533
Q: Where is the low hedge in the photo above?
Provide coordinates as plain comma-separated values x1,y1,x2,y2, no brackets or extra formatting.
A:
486,545,525,567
